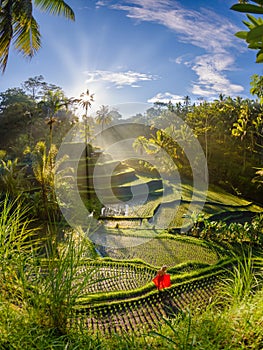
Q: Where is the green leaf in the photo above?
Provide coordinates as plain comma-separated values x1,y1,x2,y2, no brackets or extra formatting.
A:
247,14,262,26
231,4,263,14
244,22,256,30
235,31,248,39
247,25,263,42
256,50,263,62
13,17,41,57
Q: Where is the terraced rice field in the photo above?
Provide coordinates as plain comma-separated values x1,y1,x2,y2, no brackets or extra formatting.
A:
65,234,232,335
94,175,262,230
70,259,231,335
95,234,225,267
79,261,156,294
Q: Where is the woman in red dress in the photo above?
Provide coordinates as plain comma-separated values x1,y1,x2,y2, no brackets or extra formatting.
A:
152,265,171,290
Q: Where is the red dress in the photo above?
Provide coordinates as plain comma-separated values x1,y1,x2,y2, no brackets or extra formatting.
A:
153,273,171,290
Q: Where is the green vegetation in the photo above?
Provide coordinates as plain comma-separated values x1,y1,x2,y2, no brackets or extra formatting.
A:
95,233,223,266
1,4,263,346
0,75,262,348
0,151,262,349
0,1,262,349
231,0,263,63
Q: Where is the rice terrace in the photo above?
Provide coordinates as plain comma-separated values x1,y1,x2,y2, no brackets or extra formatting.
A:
1,0,263,349
62,139,263,338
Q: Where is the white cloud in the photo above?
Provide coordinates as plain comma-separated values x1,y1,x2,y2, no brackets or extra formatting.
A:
170,56,182,64
190,54,244,97
84,70,157,88
108,1,240,53
95,1,108,8
98,0,244,97
148,92,185,104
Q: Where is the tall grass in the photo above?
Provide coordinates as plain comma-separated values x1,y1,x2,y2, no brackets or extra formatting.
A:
0,198,103,347
34,227,100,334
150,309,196,350
219,248,261,307
0,195,99,336
0,195,39,304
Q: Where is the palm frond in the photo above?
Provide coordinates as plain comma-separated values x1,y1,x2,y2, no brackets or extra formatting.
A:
34,0,75,20
0,0,74,72
0,0,13,72
12,0,33,19
12,0,37,55
13,16,41,57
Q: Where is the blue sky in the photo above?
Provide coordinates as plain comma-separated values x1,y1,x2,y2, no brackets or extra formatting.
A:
1,0,263,117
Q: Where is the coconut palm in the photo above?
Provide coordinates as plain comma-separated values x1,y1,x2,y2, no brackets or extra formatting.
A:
183,95,191,111
75,89,94,201
75,89,94,144
95,105,113,131
0,0,75,72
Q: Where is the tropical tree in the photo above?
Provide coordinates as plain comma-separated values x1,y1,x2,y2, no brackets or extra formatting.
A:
133,127,183,174
187,102,211,161
183,95,191,111
76,89,94,145
0,0,75,72
31,141,58,219
0,87,37,152
95,105,113,131
75,89,94,201
0,79,77,154
39,88,70,147
133,135,150,155
231,100,257,170
215,93,226,103
0,87,32,112
22,75,46,101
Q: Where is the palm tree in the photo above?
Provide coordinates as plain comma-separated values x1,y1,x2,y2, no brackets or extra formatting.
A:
216,93,226,103
0,0,75,72
39,89,70,147
76,89,94,144
183,95,191,112
133,136,150,155
75,89,94,201
95,105,113,131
